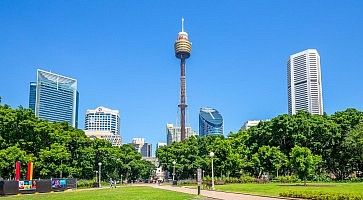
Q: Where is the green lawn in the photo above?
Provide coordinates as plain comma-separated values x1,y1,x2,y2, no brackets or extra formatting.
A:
215,182,363,196
2,186,199,200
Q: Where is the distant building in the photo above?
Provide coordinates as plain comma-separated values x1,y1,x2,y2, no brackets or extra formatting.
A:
131,138,152,157
84,106,122,146
287,49,324,115
199,107,223,136
84,130,122,147
29,69,79,128
156,142,167,150
85,106,120,135
166,123,197,145
141,143,152,157
142,157,165,181
241,120,261,130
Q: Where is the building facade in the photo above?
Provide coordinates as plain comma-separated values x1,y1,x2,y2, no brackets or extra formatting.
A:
84,106,121,146
85,106,120,134
141,143,152,158
131,138,152,157
166,123,197,145
156,142,167,150
84,130,122,147
287,49,324,115
199,107,223,136
241,120,261,130
29,69,79,128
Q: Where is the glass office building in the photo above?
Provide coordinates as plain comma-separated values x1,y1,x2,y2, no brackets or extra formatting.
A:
199,107,223,136
29,69,79,128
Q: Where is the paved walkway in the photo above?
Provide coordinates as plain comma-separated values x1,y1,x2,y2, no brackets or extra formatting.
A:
150,184,283,200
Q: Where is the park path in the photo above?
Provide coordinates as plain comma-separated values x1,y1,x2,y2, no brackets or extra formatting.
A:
150,184,286,200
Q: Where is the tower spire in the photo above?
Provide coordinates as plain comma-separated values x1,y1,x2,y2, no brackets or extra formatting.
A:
182,17,184,32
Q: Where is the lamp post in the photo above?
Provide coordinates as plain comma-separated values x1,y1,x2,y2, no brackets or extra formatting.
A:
95,171,98,183
209,152,215,190
98,162,102,188
121,174,123,185
202,170,205,178
172,161,176,181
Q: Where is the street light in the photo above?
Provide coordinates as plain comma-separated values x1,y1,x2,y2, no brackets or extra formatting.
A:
172,161,176,181
209,152,215,190
98,162,102,188
95,170,98,183
202,170,205,178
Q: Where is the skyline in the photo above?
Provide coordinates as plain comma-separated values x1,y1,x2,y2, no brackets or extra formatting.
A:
1,1,363,146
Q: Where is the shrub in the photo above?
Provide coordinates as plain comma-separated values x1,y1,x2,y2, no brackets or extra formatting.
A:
311,174,332,182
280,191,363,200
239,175,256,183
77,179,95,188
273,175,300,183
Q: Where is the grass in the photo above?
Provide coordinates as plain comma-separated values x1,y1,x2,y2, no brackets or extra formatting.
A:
1,186,199,200
215,182,363,196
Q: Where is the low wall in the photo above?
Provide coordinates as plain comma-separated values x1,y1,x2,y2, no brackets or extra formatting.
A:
0,181,19,195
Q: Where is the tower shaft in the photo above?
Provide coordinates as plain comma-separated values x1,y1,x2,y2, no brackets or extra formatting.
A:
178,57,187,140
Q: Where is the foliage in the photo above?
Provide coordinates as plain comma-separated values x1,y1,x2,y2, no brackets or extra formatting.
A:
289,145,321,185
0,105,155,181
273,175,300,183
156,109,363,181
279,191,363,200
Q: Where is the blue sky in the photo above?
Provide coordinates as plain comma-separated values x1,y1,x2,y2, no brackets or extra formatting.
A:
1,1,363,149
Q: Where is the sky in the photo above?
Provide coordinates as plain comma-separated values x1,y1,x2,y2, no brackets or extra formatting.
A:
1,1,363,150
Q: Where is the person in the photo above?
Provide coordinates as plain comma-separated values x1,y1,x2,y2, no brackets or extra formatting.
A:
109,178,113,188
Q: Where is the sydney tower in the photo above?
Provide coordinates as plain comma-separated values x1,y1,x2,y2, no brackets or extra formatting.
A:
174,18,192,141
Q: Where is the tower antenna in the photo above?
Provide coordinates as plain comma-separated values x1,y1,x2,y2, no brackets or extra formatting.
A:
182,17,184,32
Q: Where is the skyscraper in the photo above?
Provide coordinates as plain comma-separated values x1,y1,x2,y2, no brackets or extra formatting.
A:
141,143,152,158
85,106,120,135
287,49,324,115
174,18,192,141
131,138,152,157
199,107,223,136
166,123,197,145
29,69,79,128
84,106,122,146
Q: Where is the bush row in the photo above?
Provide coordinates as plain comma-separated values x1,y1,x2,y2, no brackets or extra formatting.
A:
76,180,110,188
280,191,363,200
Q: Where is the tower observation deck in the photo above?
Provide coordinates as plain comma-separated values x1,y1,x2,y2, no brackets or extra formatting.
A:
174,18,192,141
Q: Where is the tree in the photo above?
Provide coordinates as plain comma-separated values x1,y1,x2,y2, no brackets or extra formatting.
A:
344,122,363,176
289,146,321,185
0,146,32,179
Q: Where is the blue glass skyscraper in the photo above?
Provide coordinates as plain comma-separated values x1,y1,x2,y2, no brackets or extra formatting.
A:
29,69,79,128
199,107,223,136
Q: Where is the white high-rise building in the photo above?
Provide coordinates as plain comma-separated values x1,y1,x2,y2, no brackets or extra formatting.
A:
287,49,324,115
166,123,197,145
84,106,122,146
